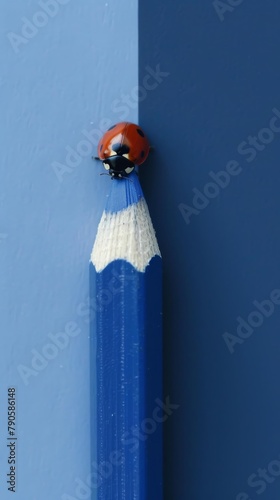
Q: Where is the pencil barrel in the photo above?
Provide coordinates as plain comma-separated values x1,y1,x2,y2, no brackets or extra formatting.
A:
90,256,162,500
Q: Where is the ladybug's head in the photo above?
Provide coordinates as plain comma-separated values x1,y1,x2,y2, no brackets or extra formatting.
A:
98,122,150,179
102,142,135,178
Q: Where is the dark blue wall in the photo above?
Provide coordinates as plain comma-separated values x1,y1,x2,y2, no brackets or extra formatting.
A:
140,2,280,499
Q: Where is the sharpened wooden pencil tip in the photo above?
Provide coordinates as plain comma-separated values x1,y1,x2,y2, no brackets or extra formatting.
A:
91,198,161,272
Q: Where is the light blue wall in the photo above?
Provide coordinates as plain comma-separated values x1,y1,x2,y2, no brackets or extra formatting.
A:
0,1,137,499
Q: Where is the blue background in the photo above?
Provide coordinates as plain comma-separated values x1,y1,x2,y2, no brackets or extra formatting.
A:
0,1,137,499
2,0,280,499
139,1,280,499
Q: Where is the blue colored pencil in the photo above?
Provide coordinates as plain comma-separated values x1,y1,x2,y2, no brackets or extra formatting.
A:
90,171,162,499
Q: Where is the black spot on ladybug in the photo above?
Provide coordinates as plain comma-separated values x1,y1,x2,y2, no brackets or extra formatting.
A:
140,150,145,158
112,143,121,153
108,125,116,131
137,128,145,137
112,143,130,155
100,144,103,151
119,144,130,155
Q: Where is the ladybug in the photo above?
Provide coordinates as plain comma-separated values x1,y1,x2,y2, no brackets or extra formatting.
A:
97,122,150,179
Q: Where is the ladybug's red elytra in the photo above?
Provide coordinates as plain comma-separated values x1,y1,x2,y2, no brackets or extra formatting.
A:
97,122,150,179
